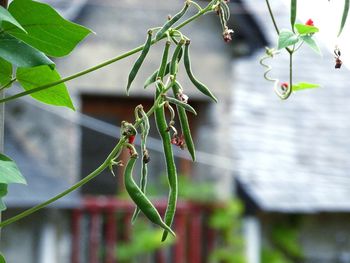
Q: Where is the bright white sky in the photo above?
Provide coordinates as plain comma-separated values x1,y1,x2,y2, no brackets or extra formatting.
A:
283,0,349,67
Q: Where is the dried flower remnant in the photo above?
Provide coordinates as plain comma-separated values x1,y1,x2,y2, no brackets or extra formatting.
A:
176,92,189,104
223,27,234,43
334,47,342,69
142,149,151,164
171,134,186,149
280,82,289,92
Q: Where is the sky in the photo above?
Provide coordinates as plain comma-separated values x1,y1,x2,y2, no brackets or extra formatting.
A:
283,0,349,67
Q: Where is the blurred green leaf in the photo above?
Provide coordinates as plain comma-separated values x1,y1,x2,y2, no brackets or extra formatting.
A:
294,24,319,35
0,57,12,86
0,33,54,68
271,224,303,258
16,66,75,109
300,35,321,55
262,247,293,263
0,153,26,185
210,201,243,230
0,184,7,212
4,0,92,57
0,6,26,32
0,253,6,263
178,175,216,202
278,30,299,50
116,222,174,261
292,82,320,92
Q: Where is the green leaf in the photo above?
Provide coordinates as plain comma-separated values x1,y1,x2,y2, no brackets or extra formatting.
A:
338,0,350,37
16,66,75,110
0,6,26,33
294,24,319,35
0,57,12,86
0,153,26,185
4,0,92,57
301,35,321,55
0,33,54,68
0,253,6,263
290,0,297,31
278,29,299,50
292,82,320,91
0,184,7,212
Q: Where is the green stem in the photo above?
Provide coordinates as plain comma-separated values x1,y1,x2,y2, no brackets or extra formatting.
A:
282,52,293,100
0,138,126,228
290,53,292,81
265,0,280,35
189,1,203,12
0,2,215,104
0,79,16,92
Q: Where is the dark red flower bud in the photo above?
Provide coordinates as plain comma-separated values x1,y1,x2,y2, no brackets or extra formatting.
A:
280,82,289,91
128,135,135,144
305,19,314,26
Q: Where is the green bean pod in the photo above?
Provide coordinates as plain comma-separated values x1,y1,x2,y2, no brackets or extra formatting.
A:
184,40,218,102
144,63,171,89
154,84,178,241
125,155,175,236
290,0,297,32
144,39,183,89
155,2,189,41
172,81,196,161
219,10,226,30
170,39,185,76
127,30,153,94
220,1,230,23
166,96,197,115
170,36,184,62
157,41,171,80
131,109,150,223
338,0,349,36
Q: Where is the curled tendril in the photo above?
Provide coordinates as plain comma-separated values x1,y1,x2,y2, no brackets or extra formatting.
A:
259,47,291,100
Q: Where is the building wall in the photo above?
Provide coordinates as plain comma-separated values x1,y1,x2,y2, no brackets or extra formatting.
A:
260,213,350,263
55,0,234,197
5,96,81,185
1,210,71,263
300,214,350,263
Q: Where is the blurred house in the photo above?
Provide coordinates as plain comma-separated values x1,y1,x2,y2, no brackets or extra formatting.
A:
8,0,349,263
233,1,350,263
2,0,266,263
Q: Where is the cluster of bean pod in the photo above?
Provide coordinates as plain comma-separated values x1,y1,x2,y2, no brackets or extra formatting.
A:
118,0,228,241
214,0,233,43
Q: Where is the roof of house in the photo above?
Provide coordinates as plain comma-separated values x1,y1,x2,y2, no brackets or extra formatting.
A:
233,0,350,213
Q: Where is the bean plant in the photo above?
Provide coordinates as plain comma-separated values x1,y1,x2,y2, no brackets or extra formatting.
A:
0,0,349,262
261,0,349,99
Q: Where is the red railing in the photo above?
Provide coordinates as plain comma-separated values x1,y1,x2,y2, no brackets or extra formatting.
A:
71,197,218,263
